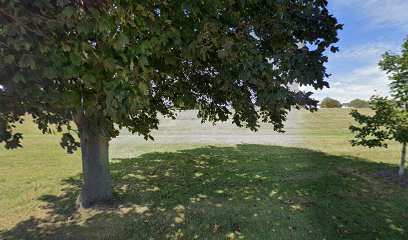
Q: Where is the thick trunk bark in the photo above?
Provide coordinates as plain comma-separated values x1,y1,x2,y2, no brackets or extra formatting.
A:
74,112,114,208
399,143,407,177
78,133,114,208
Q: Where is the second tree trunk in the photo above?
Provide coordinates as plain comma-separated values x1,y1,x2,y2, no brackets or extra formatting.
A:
399,143,407,176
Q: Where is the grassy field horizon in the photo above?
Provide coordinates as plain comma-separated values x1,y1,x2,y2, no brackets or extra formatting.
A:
1,108,407,239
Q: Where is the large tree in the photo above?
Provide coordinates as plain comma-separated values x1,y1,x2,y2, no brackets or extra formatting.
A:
350,38,408,176
320,97,342,108
0,0,341,207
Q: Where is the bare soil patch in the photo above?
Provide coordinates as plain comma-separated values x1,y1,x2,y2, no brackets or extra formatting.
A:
377,171,408,189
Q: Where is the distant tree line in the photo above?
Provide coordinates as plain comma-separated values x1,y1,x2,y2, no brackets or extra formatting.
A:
320,98,370,108
348,99,370,108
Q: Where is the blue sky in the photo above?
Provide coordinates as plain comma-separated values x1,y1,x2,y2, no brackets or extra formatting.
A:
304,0,408,103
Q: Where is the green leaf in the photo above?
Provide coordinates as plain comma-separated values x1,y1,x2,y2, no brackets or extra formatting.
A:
12,73,25,83
138,82,149,95
43,67,57,79
77,19,94,34
38,44,51,53
164,57,176,66
3,55,15,64
135,4,145,11
90,8,100,19
69,52,82,66
62,66,77,78
130,60,135,71
19,54,35,69
82,73,96,84
61,6,75,18
135,4,147,16
98,18,111,32
61,43,71,52
103,58,118,72
138,56,148,69
138,41,150,55
330,46,339,53
118,32,129,46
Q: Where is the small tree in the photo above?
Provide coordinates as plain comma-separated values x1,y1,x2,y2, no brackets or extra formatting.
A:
349,99,370,108
350,38,408,176
321,97,342,108
0,0,341,207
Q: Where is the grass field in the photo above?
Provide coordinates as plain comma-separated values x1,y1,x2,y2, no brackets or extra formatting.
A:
0,109,407,240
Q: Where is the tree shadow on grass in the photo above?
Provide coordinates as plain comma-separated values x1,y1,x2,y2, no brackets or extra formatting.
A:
2,144,408,240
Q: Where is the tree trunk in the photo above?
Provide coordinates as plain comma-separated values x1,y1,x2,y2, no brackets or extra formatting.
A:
74,112,114,208
399,143,407,177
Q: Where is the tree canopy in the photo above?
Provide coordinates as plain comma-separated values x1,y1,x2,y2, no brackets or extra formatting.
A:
350,97,406,147
0,0,342,207
320,97,341,108
348,99,370,108
0,0,341,147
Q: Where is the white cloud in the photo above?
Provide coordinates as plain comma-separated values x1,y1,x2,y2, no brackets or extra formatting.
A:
330,42,398,62
302,64,390,103
300,41,399,103
332,0,408,30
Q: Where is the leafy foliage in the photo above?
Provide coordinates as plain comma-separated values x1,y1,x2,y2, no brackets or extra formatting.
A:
350,97,404,147
348,99,370,108
0,113,23,149
0,0,341,152
350,38,408,147
320,97,342,108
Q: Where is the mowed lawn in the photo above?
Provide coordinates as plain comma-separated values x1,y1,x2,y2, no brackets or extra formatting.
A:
0,109,407,240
